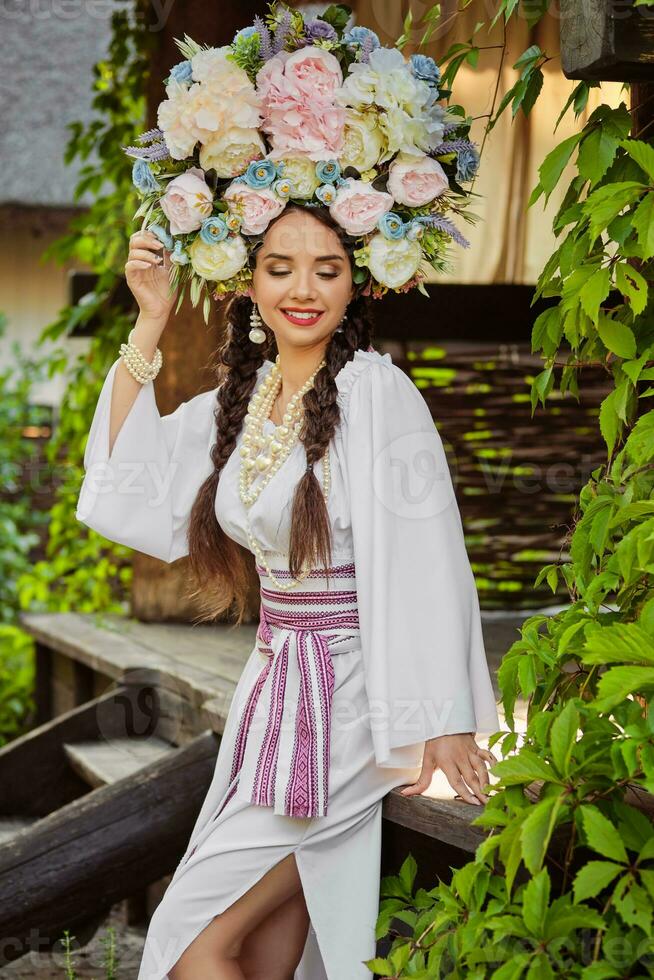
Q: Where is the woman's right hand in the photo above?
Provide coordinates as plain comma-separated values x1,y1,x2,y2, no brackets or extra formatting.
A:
125,229,179,322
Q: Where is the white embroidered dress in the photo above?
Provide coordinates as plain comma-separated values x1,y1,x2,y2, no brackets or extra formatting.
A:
76,348,500,979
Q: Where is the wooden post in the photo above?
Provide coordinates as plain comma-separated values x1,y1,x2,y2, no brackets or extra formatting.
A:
131,0,267,622
560,0,654,81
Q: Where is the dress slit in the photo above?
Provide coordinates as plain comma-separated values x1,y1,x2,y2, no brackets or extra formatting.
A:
147,844,308,980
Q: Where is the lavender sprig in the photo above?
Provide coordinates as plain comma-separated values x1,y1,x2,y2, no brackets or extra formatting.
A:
359,33,375,64
441,121,461,136
122,140,170,161
430,138,477,155
415,214,470,248
272,9,292,54
253,15,274,61
135,127,164,144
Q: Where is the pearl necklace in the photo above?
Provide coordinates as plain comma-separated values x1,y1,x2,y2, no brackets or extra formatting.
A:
239,355,331,591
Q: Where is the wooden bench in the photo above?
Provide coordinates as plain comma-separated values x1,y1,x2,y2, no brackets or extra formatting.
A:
0,608,530,965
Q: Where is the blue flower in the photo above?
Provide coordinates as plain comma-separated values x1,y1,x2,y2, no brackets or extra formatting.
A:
315,160,341,184
147,223,174,250
233,25,259,44
409,54,441,88
273,178,293,199
168,59,193,86
315,184,337,206
378,212,406,240
199,216,228,245
406,220,425,242
303,19,337,43
170,240,190,265
455,145,479,183
131,159,160,195
243,159,278,189
342,27,380,51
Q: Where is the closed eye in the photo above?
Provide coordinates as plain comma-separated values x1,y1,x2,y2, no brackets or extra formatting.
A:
268,271,338,279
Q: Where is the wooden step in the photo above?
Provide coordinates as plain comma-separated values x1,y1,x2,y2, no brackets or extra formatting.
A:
63,736,175,789
0,816,39,846
0,730,219,967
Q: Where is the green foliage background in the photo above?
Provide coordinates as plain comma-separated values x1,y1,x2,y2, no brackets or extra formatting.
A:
0,7,152,745
371,4,654,979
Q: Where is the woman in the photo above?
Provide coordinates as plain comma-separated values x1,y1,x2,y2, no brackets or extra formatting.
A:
76,203,500,980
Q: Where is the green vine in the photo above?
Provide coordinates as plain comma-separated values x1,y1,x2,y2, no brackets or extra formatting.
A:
16,6,154,621
372,4,654,978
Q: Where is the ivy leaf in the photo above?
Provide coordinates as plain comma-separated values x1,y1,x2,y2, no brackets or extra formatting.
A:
550,700,579,777
537,132,584,201
631,192,654,257
597,312,636,358
493,751,559,786
613,879,651,933
521,794,565,873
595,666,654,710
582,182,646,240
493,956,531,980
580,267,611,322
522,868,551,936
398,853,417,894
598,388,621,455
521,68,543,117
530,366,554,412
573,861,624,902
580,805,629,863
583,622,654,665
615,262,648,316
578,127,620,187
619,137,654,180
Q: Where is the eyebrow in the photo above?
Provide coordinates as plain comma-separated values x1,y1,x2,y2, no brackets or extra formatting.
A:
262,252,344,262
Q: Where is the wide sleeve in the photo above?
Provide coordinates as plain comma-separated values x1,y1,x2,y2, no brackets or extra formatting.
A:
75,357,218,563
343,358,501,769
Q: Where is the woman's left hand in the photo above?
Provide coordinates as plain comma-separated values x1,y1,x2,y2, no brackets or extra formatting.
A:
399,732,498,806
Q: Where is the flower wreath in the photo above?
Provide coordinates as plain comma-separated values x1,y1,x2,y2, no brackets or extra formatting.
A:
123,1,480,323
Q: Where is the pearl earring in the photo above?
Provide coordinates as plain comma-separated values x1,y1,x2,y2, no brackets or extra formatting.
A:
249,302,266,344
335,311,347,334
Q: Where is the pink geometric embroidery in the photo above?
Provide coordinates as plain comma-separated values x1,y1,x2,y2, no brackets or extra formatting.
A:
211,560,359,820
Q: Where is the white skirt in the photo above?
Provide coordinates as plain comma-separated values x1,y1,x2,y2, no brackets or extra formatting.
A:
136,634,422,979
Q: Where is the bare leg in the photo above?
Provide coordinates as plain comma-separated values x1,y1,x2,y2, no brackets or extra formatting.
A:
168,852,304,980
240,887,310,980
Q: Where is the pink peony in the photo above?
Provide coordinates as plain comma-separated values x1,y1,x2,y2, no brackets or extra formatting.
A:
160,167,213,235
329,179,394,236
283,47,343,102
223,182,286,235
387,152,449,207
256,47,346,163
264,102,346,162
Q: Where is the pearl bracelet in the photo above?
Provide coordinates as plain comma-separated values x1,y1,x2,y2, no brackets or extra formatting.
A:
119,328,163,384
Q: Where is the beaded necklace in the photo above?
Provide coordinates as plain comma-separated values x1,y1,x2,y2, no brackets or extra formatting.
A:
239,356,331,591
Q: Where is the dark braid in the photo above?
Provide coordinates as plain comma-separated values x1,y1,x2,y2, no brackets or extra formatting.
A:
289,292,372,583
185,204,374,625
186,302,276,625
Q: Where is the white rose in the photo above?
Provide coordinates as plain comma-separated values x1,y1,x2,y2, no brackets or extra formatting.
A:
278,157,320,199
199,128,266,178
367,233,423,288
338,110,385,173
188,235,248,281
